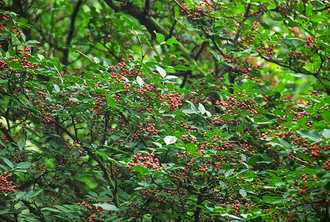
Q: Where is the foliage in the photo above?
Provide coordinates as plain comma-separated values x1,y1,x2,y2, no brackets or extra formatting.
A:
0,0,330,221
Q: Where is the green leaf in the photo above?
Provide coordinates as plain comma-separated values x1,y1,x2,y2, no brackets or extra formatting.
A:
174,65,190,71
222,43,238,50
132,166,149,175
321,129,330,139
263,195,282,204
279,139,292,148
183,107,198,115
239,189,247,197
213,26,225,33
224,169,234,177
305,4,313,17
242,81,253,90
310,15,326,22
156,65,166,78
321,110,330,122
93,203,118,211
198,103,206,114
136,76,144,86
1,157,14,169
16,162,31,169
210,49,223,61
7,60,21,69
41,207,61,213
53,58,62,73
298,130,321,142
155,32,165,44
95,151,108,158
248,155,259,166
0,164,7,171
19,17,28,24
26,40,40,45
53,84,60,93
8,45,16,56
165,75,178,80
16,189,43,200
186,143,197,153
15,191,27,199
166,38,179,46
142,214,152,222
93,56,100,64
24,189,43,200
53,205,70,212
221,213,243,220
164,136,177,145
324,181,330,191
106,94,120,110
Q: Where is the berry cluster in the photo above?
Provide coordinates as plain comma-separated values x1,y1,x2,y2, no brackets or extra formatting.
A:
77,199,106,222
128,150,163,171
0,172,17,193
166,93,182,111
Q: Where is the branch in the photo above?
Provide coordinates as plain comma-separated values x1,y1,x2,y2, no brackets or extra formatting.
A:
194,41,209,61
21,200,46,222
180,71,191,88
314,5,330,12
233,4,251,44
259,54,330,92
118,111,148,147
103,0,206,77
168,20,177,38
62,0,83,65
173,0,188,14
144,0,150,15
259,54,314,75
54,121,119,207
0,214,15,222
0,127,15,143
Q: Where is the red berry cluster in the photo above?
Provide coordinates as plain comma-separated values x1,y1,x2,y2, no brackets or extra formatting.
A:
128,149,163,171
136,122,159,136
323,160,330,171
0,13,23,37
136,83,155,95
166,93,182,111
109,58,141,82
0,58,9,71
256,44,276,60
306,36,314,49
0,13,10,28
0,172,17,193
214,93,258,118
77,200,106,222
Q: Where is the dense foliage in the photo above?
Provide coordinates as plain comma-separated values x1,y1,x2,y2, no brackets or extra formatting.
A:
0,0,330,221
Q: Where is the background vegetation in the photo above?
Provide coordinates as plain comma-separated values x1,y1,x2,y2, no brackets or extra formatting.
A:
0,0,330,221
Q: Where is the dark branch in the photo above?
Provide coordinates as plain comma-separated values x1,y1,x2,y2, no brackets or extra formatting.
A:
233,4,251,44
144,0,150,15
54,121,119,207
62,0,83,65
103,0,206,77
119,111,148,147
21,200,46,222
194,41,209,61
